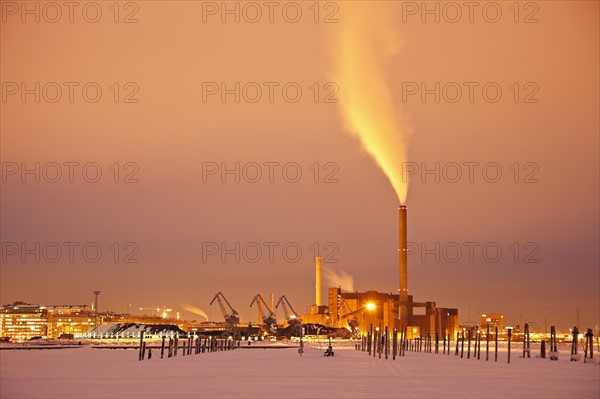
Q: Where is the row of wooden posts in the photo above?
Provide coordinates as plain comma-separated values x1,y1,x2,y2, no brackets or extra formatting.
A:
356,323,595,364
138,331,237,361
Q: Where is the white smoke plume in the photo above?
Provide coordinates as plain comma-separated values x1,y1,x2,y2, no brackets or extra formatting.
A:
329,3,412,204
325,268,355,292
182,304,208,320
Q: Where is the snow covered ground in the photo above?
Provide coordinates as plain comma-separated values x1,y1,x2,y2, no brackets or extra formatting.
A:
1,343,598,398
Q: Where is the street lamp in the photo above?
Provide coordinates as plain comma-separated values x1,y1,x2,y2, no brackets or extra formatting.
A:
93,291,101,329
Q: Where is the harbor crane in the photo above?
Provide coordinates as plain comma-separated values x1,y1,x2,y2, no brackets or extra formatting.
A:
250,294,277,333
210,292,240,326
275,295,302,327
338,300,363,331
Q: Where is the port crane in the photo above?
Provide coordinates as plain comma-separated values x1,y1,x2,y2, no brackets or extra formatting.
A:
210,292,240,326
250,294,277,333
275,295,302,327
338,300,361,330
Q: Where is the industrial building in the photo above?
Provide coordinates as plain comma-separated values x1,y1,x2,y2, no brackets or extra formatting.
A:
302,287,459,339
301,206,459,339
480,313,504,331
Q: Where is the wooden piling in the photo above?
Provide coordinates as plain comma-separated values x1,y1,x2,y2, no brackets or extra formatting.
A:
523,323,531,358
372,331,376,357
174,336,179,357
571,326,579,361
455,332,459,356
374,330,378,357
460,330,464,358
367,332,371,355
540,340,546,358
402,325,407,356
161,336,165,359
138,331,145,361
486,325,490,361
477,330,481,360
467,329,471,359
393,328,397,360
584,328,594,362
385,326,389,359
550,325,558,360
494,327,498,362
141,342,146,361
507,328,512,364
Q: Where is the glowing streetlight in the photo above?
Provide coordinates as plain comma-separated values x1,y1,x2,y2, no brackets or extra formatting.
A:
366,302,376,311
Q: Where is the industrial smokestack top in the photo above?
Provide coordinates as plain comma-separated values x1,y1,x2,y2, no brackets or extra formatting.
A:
315,256,323,306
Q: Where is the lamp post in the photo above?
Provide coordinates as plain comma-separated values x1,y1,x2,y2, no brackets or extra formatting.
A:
93,291,101,329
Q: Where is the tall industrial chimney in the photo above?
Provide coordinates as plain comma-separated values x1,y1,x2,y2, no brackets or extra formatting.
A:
315,256,323,306
399,206,408,323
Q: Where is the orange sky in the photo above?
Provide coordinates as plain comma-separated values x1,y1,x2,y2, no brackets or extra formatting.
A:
1,1,598,331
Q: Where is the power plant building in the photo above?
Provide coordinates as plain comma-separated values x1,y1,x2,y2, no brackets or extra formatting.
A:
303,288,458,339
302,206,459,339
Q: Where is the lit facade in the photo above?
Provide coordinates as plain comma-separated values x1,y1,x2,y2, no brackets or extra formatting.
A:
0,302,48,341
480,313,504,330
46,305,95,338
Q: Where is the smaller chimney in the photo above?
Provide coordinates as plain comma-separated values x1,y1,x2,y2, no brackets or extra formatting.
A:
315,256,323,306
